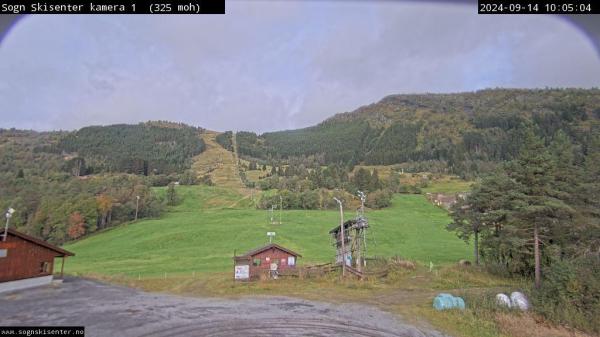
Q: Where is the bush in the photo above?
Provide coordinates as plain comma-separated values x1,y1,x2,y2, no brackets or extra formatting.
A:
199,174,214,186
365,189,392,209
179,170,198,185
531,256,600,334
149,174,177,187
397,184,422,194
166,183,180,206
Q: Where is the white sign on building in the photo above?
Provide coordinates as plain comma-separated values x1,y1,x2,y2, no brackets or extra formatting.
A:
234,265,249,280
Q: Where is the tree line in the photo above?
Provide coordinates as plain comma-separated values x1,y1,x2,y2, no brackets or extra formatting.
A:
247,162,407,210
53,122,206,175
226,89,600,179
0,124,204,245
447,124,600,333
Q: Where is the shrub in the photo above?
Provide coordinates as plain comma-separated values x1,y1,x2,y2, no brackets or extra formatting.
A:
531,256,600,334
199,174,214,186
365,189,392,209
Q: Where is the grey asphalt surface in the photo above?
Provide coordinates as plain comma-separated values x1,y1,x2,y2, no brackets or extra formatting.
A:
0,277,448,337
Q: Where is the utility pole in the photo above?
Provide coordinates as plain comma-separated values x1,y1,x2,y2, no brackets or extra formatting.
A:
357,191,366,271
3,208,15,242
135,195,140,221
333,198,345,277
270,205,275,224
279,195,283,225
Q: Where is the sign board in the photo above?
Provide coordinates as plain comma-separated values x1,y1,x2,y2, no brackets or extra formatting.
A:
267,232,276,236
234,265,249,280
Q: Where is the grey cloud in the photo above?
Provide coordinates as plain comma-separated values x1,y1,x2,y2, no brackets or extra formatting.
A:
0,1,598,133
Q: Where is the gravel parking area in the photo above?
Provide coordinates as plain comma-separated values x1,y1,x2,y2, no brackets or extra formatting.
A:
0,277,447,337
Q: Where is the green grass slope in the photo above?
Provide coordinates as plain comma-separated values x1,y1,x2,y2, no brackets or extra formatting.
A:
64,186,471,277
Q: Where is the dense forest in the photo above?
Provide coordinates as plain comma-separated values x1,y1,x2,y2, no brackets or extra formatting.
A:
55,122,205,175
447,127,600,333
0,123,204,245
231,89,600,178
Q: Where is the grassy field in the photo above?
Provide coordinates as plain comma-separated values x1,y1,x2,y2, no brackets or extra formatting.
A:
420,176,474,194
61,183,586,337
64,185,471,277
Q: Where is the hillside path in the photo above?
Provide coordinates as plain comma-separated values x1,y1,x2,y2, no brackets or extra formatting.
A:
0,277,448,337
191,131,245,191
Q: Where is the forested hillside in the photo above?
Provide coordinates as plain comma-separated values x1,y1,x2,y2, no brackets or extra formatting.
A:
233,88,600,178
0,122,206,245
56,122,206,175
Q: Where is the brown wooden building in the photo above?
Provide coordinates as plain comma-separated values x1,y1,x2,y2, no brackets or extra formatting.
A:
233,243,301,280
0,228,74,292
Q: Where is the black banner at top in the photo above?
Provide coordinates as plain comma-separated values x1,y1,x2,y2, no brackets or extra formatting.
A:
0,0,225,14
479,0,598,14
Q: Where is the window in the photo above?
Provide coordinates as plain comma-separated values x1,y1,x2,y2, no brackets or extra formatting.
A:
0,249,6,258
40,262,50,273
253,258,261,266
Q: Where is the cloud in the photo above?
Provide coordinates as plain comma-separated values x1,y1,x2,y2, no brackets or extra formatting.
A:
0,1,598,133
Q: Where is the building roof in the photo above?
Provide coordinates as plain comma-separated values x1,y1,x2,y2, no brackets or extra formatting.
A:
4,229,74,256
238,243,301,258
329,217,369,234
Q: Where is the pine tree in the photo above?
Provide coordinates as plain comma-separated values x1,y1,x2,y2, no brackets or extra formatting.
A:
448,171,518,265
577,125,600,257
166,183,178,206
370,169,381,191
386,171,401,193
353,168,371,192
508,128,573,288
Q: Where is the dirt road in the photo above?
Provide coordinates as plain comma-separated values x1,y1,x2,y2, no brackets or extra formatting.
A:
0,278,447,337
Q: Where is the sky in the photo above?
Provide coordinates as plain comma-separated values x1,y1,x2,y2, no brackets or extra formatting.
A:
0,1,599,133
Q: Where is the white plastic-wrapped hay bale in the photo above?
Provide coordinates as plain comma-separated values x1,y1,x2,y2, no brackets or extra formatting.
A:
496,293,512,308
510,292,529,311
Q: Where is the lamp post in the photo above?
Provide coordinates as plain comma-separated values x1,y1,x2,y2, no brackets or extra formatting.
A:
357,190,366,217
333,198,345,276
3,208,15,242
357,190,367,270
134,196,140,221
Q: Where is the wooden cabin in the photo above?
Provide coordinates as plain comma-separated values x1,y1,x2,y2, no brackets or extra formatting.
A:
233,243,301,280
0,228,74,293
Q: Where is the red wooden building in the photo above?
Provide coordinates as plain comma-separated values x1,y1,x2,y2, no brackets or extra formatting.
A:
0,228,74,292
233,243,301,280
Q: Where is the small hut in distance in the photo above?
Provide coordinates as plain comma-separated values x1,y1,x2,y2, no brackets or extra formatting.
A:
233,243,301,281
